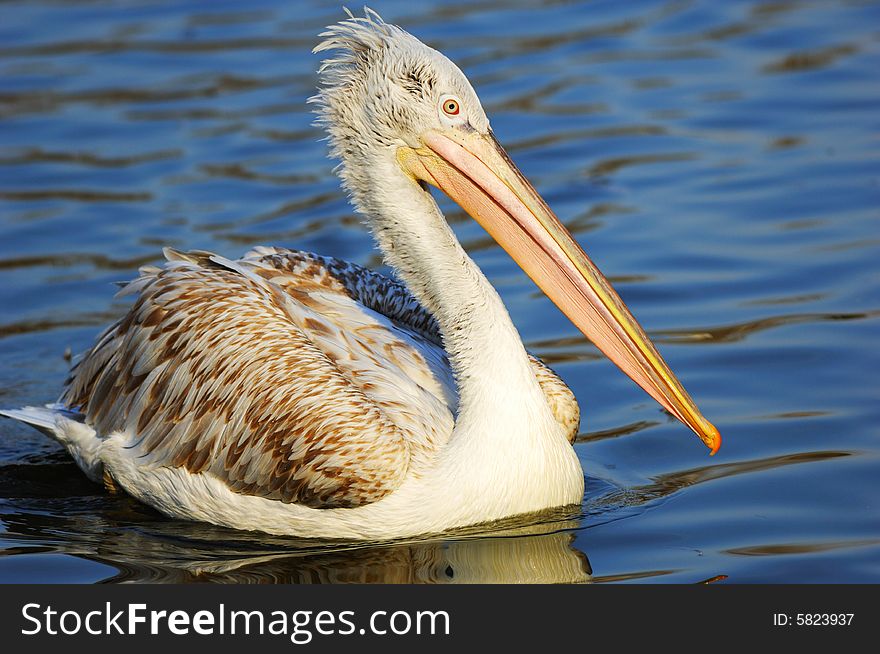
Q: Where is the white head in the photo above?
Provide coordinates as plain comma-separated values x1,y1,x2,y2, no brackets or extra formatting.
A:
309,9,721,454
311,8,489,203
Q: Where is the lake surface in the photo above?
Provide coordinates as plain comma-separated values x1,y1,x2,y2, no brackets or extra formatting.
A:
0,0,878,583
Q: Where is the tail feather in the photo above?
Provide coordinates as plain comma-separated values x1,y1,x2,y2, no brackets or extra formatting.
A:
1,404,102,482
0,405,67,438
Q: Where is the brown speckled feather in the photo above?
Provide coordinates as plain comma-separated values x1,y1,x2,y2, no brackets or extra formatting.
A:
245,246,578,440
62,247,578,510
244,246,578,441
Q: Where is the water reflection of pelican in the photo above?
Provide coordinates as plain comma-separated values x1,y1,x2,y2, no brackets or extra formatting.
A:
1,501,591,583
105,527,592,584
1,9,718,540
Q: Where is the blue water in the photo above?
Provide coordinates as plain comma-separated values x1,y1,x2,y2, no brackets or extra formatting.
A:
0,0,878,583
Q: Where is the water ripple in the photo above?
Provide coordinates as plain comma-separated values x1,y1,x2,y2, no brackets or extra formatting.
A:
0,0,878,583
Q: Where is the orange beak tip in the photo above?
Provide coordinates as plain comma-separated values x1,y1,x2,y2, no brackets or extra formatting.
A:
706,425,722,456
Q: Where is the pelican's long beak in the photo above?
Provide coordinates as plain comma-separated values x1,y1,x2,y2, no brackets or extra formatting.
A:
397,128,720,454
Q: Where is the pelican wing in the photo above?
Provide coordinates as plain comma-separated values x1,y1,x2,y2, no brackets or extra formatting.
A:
63,248,455,509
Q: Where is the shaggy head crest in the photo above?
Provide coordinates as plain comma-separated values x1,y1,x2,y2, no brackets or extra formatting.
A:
312,7,400,82
309,7,488,181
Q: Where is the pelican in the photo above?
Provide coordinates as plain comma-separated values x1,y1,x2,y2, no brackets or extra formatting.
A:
0,9,719,540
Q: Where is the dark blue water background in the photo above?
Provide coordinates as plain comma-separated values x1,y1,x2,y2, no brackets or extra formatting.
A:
0,0,878,583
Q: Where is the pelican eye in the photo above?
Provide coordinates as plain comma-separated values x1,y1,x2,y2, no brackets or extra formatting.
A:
442,98,460,116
